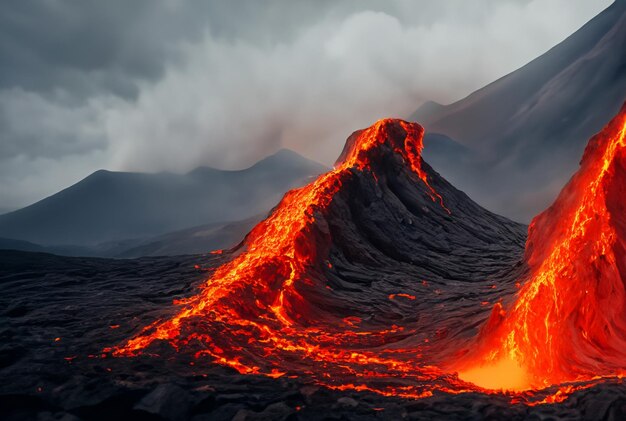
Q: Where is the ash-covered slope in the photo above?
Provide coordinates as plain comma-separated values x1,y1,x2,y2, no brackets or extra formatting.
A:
112,119,526,398
414,0,626,222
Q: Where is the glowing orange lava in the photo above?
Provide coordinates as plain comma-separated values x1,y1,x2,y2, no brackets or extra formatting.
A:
457,104,626,390
109,107,626,405
108,119,461,398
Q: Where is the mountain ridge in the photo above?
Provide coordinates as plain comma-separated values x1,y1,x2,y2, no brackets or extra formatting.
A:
414,0,626,222
0,149,327,246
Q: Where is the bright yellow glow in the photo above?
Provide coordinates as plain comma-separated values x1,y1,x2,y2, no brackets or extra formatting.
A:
459,356,531,391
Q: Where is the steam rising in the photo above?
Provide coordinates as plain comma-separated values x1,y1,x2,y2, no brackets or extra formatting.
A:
0,0,611,210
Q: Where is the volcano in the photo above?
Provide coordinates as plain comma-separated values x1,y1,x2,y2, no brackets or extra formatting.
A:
110,119,527,397
112,106,626,400
5,112,626,420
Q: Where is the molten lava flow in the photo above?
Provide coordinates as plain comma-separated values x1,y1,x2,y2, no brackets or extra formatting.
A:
109,108,626,405
108,119,460,398
458,105,626,390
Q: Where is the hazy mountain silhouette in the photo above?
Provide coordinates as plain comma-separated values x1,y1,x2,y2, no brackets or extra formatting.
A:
415,0,626,222
115,214,263,258
0,149,327,247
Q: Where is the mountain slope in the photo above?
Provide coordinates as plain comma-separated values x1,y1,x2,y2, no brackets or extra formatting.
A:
111,119,527,398
0,149,327,246
414,0,626,222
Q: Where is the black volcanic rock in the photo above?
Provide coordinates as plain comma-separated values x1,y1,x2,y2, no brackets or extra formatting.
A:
0,247,623,419
414,0,626,222
97,119,528,397
281,123,528,353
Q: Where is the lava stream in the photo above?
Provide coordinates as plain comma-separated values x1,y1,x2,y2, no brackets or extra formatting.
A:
108,108,626,404
109,119,466,398
458,104,626,390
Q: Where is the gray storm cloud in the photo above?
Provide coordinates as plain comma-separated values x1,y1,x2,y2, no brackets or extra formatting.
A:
0,0,612,210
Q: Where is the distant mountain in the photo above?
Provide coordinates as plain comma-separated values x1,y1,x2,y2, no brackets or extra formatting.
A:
0,149,327,246
0,216,263,258
414,0,626,222
0,236,114,257
0,237,46,253
115,215,263,258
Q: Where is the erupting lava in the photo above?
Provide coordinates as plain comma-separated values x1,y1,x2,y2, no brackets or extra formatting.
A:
458,104,626,390
109,105,626,404
110,119,463,398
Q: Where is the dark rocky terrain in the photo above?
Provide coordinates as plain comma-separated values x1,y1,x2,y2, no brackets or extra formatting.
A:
2,119,626,420
2,250,626,420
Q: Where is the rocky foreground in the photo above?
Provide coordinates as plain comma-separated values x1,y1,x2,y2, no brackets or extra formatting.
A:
1,250,625,421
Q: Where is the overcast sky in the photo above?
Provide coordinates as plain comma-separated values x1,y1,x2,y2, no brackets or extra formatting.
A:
0,0,613,211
